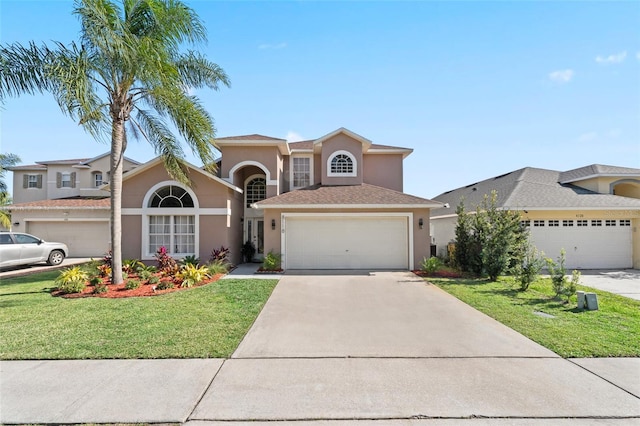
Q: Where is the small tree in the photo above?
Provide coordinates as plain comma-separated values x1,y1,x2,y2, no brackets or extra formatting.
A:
546,249,578,302
513,243,545,291
453,200,473,271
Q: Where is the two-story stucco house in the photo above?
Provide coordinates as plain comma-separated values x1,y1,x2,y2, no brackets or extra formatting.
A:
8,128,441,269
430,165,640,269
117,127,441,269
7,153,140,256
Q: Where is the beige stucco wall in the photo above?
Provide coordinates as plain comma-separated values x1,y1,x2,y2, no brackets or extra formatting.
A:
9,208,110,235
262,207,431,270
12,171,47,203
362,154,403,191
320,135,364,186
220,146,281,185
572,176,640,197
122,215,143,260
614,182,640,199
633,218,640,269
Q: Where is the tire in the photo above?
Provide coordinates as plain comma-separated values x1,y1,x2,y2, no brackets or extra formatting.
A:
47,250,65,266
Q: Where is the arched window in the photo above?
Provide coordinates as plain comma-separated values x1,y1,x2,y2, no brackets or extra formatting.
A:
246,177,266,207
145,184,196,258
328,151,357,177
148,185,194,208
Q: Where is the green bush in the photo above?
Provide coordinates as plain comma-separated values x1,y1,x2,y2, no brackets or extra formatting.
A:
513,244,545,291
93,283,108,294
55,267,88,294
546,249,579,302
123,259,145,274
89,275,102,286
180,255,200,267
124,279,141,290
156,280,174,290
420,256,443,274
138,269,153,281
148,275,160,285
208,260,229,275
262,251,282,271
176,264,210,288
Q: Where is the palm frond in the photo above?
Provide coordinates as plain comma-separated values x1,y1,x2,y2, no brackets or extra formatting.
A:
0,42,53,99
177,51,230,91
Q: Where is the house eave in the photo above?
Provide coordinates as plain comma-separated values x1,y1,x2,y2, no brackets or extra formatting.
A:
253,203,442,210
560,173,640,184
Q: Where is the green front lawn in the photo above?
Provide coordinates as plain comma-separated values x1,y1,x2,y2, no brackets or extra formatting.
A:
0,271,277,359
430,277,640,358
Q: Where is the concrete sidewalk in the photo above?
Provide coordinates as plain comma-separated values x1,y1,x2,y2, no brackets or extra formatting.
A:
1,271,639,424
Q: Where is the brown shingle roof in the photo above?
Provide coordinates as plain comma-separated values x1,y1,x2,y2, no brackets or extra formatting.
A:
216,134,286,141
255,184,441,208
36,158,91,165
6,197,110,210
288,141,410,151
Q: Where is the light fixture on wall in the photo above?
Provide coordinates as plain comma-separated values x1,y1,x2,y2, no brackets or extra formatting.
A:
419,218,424,229
12,222,19,226
271,219,276,230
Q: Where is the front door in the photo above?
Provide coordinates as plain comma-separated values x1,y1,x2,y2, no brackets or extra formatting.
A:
247,218,264,261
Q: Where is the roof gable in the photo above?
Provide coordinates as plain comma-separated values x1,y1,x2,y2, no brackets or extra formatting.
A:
559,164,640,183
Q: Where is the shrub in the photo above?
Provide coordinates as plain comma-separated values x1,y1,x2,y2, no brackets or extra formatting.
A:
210,246,230,263
208,260,229,275
102,250,113,268
241,241,256,263
55,267,88,294
180,255,200,267
262,251,282,271
156,280,174,290
124,279,141,290
93,283,108,294
148,275,160,285
97,264,111,278
420,256,443,274
546,249,578,302
155,246,177,273
176,264,210,288
89,275,102,286
123,259,145,274
513,244,545,291
138,269,153,281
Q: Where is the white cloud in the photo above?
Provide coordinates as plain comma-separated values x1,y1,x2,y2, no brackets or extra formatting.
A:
595,51,627,64
286,131,304,142
258,42,287,50
548,69,574,83
577,132,597,142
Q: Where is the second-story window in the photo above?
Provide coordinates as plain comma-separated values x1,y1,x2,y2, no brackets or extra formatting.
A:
28,175,38,188
61,173,72,188
246,177,266,207
328,150,357,177
292,157,310,188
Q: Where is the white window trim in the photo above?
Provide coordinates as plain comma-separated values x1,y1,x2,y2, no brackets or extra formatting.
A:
244,174,267,211
327,150,357,177
141,181,199,260
290,154,314,190
61,172,72,188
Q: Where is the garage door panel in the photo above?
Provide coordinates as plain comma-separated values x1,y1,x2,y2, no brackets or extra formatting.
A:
285,216,409,270
27,222,110,257
529,224,632,269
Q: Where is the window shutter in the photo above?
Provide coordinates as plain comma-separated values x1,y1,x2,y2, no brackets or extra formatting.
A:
23,174,28,188
71,172,77,188
56,172,62,188
37,174,43,188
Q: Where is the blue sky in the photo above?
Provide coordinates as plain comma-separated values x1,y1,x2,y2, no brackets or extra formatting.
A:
1,0,639,199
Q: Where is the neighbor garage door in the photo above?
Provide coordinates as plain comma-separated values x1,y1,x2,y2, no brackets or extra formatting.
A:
284,215,410,269
27,221,110,257
529,219,632,269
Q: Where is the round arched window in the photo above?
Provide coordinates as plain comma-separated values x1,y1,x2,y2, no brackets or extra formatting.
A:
148,185,194,208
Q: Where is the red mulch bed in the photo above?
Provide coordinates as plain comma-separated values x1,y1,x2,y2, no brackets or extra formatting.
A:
52,273,224,299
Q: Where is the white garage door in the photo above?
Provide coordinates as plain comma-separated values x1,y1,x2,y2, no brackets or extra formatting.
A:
284,215,410,269
27,221,110,257
529,219,632,269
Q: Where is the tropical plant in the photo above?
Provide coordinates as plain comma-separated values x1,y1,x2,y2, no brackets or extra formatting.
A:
155,279,173,290
420,256,443,275
210,246,231,264
123,259,145,274
262,251,282,271
124,279,141,290
241,241,256,263
148,275,161,285
207,260,229,275
180,255,200,267
155,246,177,273
55,266,89,294
0,153,20,228
176,264,210,288
0,0,229,284
512,243,545,291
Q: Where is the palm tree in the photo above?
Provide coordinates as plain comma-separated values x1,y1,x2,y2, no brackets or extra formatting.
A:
0,0,229,283
0,153,21,229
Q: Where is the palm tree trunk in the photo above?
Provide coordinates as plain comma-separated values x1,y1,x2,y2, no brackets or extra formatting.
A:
110,116,125,285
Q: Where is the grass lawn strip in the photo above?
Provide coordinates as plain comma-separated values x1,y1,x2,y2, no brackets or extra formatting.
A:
0,271,277,359
429,276,640,358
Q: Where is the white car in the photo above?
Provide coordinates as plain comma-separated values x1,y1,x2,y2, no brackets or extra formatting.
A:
0,232,69,268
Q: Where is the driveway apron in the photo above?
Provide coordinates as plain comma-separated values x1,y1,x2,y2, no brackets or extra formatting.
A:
191,272,640,422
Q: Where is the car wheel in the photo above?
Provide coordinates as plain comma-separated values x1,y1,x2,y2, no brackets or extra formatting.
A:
47,250,65,266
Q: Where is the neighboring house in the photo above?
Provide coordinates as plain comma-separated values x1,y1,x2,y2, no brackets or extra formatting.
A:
117,127,441,269
430,165,640,269
7,153,140,256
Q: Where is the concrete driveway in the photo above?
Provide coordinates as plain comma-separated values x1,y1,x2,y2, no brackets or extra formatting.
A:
578,269,640,301
190,271,640,422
